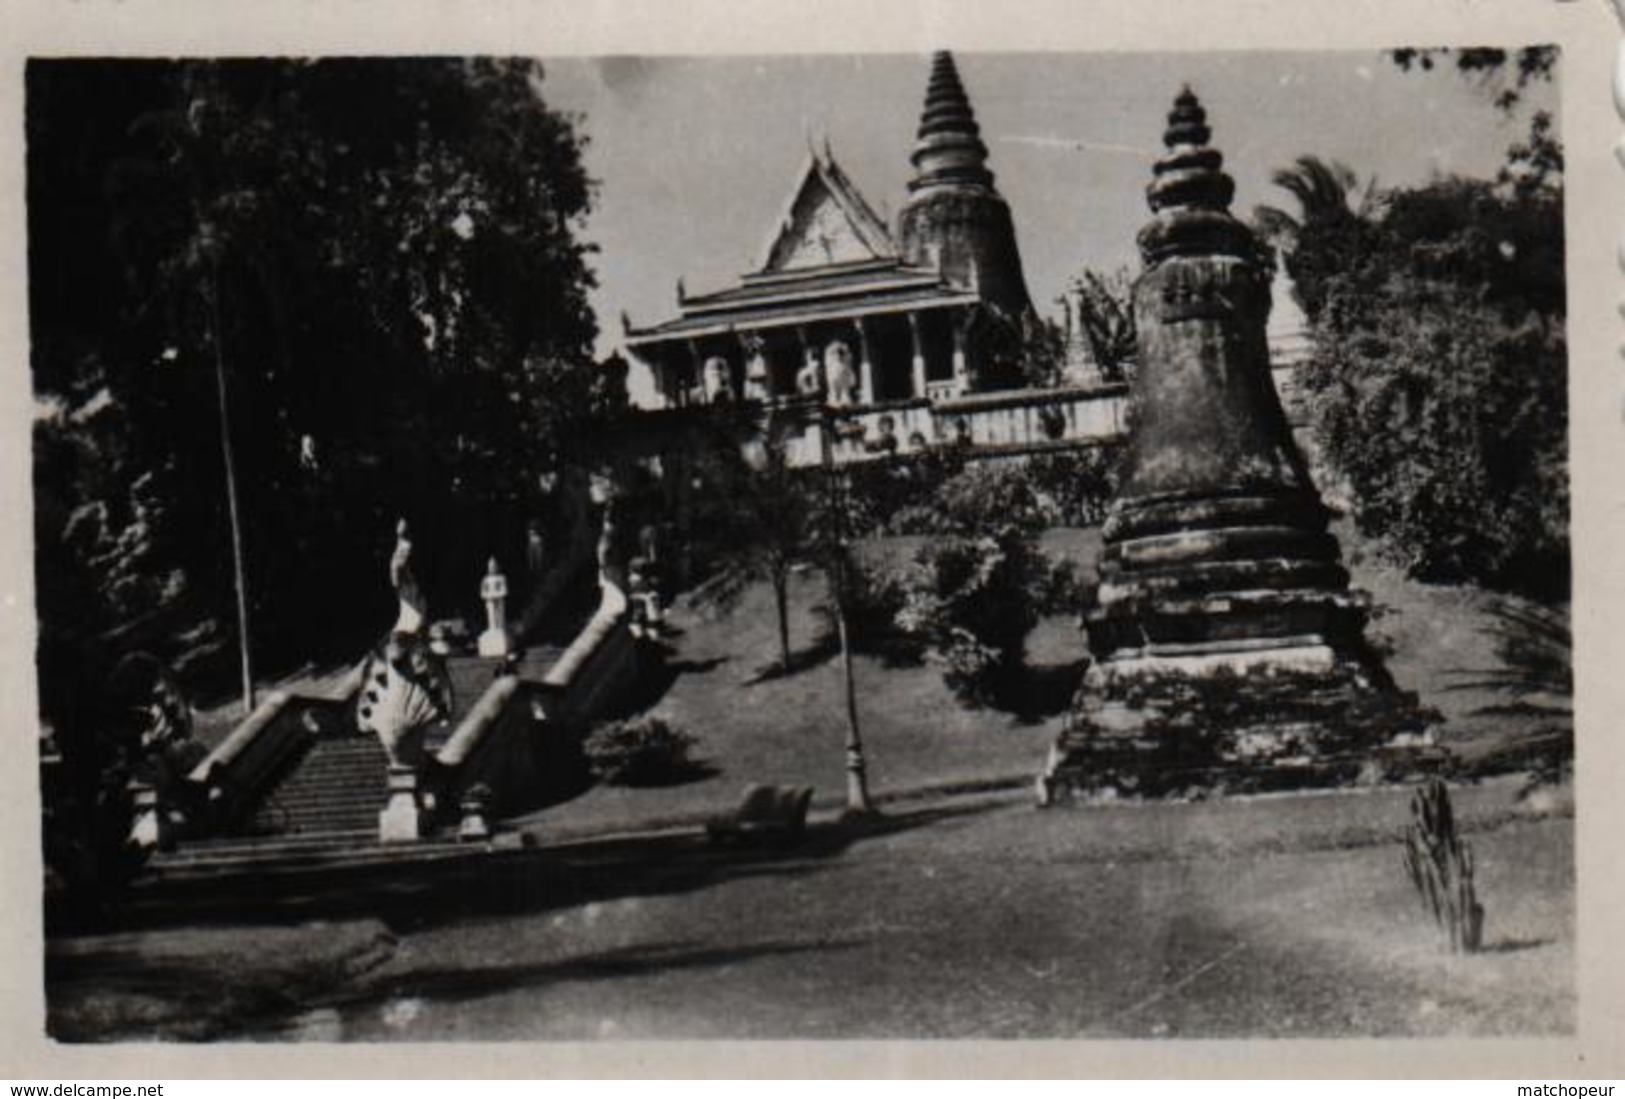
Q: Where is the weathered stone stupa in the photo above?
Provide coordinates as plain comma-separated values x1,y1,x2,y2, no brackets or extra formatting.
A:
1038,90,1430,802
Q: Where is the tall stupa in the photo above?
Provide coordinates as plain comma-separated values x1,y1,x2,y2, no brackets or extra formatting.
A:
1038,90,1430,802
897,51,1034,320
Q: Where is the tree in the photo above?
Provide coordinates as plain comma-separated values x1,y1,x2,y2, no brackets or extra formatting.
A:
738,436,808,672
30,59,608,696
805,454,878,816
1254,50,1566,602
29,59,611,892
693,414,810,673
111,63,263,710
1252,156,1377,322
887,463,1055,705
1286,173,1566,600
1070,268,1138,381
1390,47,1558,113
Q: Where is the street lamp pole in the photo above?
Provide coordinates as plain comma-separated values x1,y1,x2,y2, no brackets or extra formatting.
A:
818,408,874,817
205,254,255,715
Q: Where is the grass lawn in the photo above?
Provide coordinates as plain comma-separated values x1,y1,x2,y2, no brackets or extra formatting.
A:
514,525,1563,841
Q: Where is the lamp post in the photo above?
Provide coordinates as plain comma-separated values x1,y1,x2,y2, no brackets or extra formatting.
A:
822,454,875,817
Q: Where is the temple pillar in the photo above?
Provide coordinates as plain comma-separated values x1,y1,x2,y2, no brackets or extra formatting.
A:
685,339,704,407
1038,89,1430,805
907,311,927,398
951,311,971,396
657,360,678,409
854,318,875,405
795,325,823,397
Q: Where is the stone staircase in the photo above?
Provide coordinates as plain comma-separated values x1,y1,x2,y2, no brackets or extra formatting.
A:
243,732,390,837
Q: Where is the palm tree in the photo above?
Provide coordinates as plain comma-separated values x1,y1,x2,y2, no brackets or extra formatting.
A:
1253,155,1377,323
1070,268,1138,382
1444,597,1572,783
1252,155,1369,251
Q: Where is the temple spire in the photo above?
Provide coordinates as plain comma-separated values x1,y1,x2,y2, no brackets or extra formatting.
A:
897,51,1033,316
907,50,995,193
1137,87,1257,265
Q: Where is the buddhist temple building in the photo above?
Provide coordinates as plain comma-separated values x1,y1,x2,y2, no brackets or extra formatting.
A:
622,52,1130,465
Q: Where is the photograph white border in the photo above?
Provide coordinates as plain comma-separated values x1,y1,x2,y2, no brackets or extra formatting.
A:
0,0,1617,1079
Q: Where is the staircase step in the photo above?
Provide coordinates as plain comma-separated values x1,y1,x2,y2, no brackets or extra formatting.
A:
148,835,484,879
164,829,380,861
266,776,387,793
227,729,398,841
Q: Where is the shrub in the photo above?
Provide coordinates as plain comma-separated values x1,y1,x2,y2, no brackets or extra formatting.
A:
868,448,1123,536
1022,447,1122,528
931,463,1050,536
1038,555,1092,617
583,716,701,786
881,461,1048,537
840,561,909,648
845,449,966,536
1403,779,1485,953
895,527,1047,705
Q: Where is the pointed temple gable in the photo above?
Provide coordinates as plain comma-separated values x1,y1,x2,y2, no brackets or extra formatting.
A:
759,150,896,273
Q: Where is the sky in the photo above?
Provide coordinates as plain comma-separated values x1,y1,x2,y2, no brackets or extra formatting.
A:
537,51,1558,398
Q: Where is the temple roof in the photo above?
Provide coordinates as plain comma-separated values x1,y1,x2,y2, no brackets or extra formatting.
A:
759,146,896,273
623,105,995,353
625,257,978,346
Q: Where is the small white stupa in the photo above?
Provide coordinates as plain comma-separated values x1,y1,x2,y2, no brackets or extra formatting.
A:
477,557,512,659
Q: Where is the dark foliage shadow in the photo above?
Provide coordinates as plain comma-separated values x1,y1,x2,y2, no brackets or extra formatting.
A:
595,642,728,719
994,658,1089,725
742,635,839,684
314,937,856,1023
807,606,927,670
51,936,855,1041
96,798,1007,938
604,759,722,789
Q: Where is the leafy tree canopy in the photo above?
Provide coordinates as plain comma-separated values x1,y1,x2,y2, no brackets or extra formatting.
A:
1284,169,1566,600
30,58,611,701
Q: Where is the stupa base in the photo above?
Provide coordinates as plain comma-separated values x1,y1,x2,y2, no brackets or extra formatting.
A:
1036,644,1441,805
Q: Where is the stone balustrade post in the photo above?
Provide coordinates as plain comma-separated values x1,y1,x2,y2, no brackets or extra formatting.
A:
378,763,424,843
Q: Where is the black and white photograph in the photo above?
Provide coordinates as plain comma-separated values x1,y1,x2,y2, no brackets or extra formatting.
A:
15,4,1604,1061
